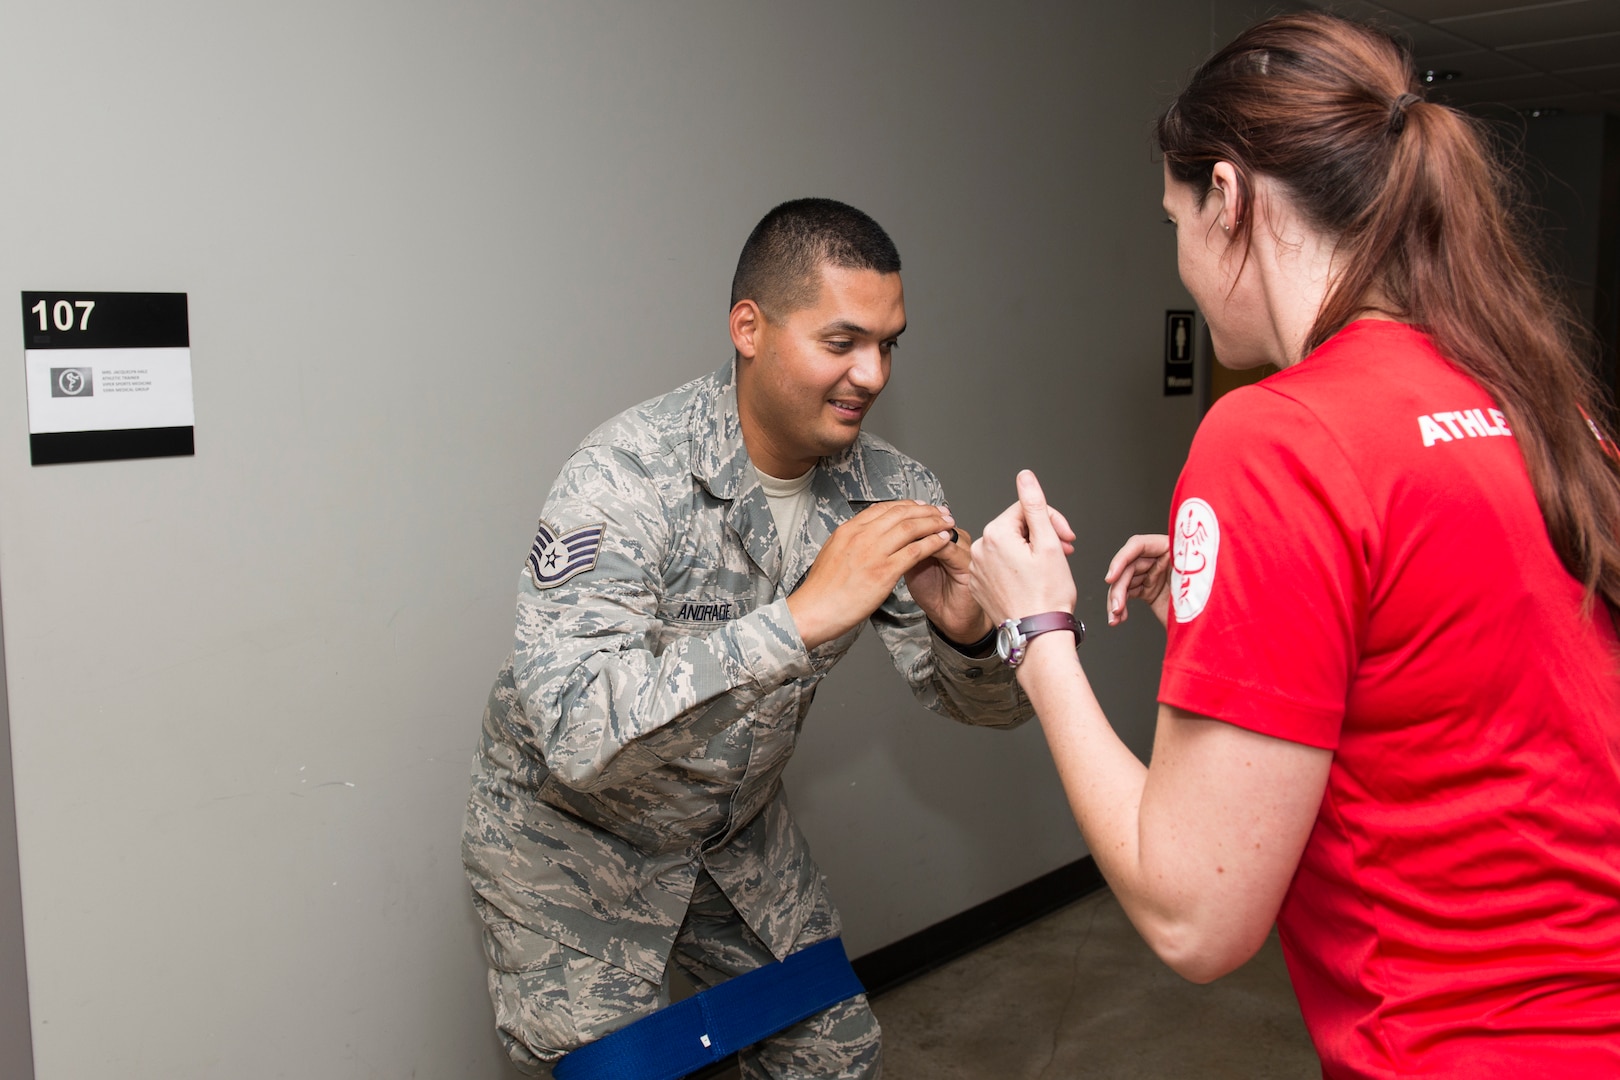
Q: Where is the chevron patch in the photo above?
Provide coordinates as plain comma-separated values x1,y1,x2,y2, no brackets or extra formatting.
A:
527,519,605,589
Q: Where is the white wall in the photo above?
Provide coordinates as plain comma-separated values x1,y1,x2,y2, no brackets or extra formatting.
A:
0,2,1231,1076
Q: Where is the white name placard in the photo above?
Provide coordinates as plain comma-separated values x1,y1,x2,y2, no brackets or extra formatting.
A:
21,292,194,464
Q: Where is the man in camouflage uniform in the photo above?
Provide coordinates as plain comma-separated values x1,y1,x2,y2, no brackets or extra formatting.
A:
464,198,1032,1077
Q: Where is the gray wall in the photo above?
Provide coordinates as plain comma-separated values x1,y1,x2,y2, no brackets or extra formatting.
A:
0,592,32,1080
0,2,1231,1076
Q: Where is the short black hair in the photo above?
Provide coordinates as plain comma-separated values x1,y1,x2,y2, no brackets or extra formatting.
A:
730,198,901,318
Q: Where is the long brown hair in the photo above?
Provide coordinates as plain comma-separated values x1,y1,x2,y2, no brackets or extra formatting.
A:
1157,12,1620,615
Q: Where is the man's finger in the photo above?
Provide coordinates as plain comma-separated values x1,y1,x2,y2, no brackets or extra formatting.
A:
876,509,956,552
897,531,956,575
847,501,953,549
927,530,971,572
851,500,949,526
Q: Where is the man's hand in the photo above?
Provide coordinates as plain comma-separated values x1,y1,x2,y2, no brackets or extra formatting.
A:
903,525,990,645
1104,534,1171,627
788,501,956,650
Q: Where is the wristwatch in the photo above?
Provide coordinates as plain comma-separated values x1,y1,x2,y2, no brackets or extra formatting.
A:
995,612,1084,667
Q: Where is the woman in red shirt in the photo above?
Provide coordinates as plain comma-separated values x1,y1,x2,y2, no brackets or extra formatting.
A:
970,13,1620,1078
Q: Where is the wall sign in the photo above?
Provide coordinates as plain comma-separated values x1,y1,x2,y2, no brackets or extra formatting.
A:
22,292,194,465
1164,310,1194,396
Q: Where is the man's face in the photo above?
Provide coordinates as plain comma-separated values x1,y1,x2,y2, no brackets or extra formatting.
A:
734,265,906,479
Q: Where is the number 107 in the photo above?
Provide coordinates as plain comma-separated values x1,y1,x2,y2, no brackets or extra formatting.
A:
31,299,94,332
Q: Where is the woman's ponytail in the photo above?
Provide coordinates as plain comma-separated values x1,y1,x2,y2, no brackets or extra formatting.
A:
1159,13,1620,614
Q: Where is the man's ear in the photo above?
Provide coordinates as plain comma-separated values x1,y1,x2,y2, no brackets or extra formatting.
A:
730,300,764,360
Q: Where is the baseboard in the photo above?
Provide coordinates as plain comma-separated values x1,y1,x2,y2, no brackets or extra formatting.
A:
689,855,1104,1077
850,855,1105,998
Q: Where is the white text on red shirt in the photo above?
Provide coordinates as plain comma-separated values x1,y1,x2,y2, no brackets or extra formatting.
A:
1418,408,1512,448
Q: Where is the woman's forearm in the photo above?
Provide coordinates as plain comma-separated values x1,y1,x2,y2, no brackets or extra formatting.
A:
1012,636,1173,949
1013,633,1319,982
969,473,1328,980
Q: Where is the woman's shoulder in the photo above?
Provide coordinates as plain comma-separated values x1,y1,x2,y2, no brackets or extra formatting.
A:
1192,318,1519,509
1272,319,1462,398
1220,321,1484,440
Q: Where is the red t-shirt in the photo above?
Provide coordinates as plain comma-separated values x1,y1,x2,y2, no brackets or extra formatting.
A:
1160,320,1620,1078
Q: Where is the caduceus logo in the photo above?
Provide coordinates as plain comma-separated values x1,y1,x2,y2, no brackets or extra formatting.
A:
1171,497,1219,622
50,367,93,398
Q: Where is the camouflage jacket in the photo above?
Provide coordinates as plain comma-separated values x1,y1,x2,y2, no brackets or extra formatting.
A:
463,360,1031,982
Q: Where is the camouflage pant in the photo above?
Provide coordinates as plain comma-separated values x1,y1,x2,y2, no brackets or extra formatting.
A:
477,870,882,1078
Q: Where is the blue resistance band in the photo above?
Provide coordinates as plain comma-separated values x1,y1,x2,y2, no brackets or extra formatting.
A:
552,936,865,1080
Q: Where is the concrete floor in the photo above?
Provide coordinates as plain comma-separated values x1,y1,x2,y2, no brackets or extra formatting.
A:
871,888,1320,1078
719,888,1321,1078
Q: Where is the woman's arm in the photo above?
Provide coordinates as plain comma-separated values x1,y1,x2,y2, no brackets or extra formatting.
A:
972,471,1331,982
1015,634,1329,981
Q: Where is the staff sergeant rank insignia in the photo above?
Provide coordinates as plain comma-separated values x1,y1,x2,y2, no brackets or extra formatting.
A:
527,519,604,589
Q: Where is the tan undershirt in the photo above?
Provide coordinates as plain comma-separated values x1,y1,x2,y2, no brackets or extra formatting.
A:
754,465,815,563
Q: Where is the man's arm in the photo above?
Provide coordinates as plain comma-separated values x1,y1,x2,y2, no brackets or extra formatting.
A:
520,450,989,785
512,445,813,791
869,593,1032,729
871,474,1050,729
784,499,962,649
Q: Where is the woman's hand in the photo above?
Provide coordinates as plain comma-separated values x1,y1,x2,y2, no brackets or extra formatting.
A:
1104,534,1171,627
969,470,1078,627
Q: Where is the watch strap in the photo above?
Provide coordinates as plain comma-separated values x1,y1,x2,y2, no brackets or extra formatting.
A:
997,610,1084,668
1015,611,1082,642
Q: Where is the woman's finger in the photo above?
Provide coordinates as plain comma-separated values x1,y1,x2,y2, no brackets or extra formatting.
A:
1049,505,1077,544
1105,534,1169,584
1016,470,1062,551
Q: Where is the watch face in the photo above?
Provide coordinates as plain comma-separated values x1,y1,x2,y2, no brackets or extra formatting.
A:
995,623,1020,665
